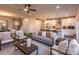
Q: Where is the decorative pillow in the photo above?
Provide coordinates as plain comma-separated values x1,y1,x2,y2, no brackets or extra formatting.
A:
42,31,46,37
61,29,65,38
38,31,42,36
35,32,38,36
46,32,51,38
54,33,59,40
50,32,54,38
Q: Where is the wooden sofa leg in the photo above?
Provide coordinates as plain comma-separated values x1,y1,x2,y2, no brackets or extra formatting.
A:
50,47,53,55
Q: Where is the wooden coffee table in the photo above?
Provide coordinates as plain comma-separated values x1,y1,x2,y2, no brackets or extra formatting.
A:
14,41,38,55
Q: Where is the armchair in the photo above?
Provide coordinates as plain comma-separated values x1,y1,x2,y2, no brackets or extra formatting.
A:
50,39,79,55
50,39,69,55
50,47,68,55
16,30,27,40
11,30,27,45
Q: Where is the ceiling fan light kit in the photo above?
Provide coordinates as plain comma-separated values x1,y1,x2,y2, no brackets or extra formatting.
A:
17,4,37,14
24,8,28,11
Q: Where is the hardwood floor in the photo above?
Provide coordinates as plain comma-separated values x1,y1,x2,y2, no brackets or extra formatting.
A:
0,40,50,55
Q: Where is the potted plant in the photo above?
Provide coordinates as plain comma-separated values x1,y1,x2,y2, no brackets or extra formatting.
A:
25,32,32,47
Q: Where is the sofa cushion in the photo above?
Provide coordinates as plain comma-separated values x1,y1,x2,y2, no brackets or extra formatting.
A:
40,36,53,43
1,32,12,41
32,35,54,46
32,35,41,39
0,32,13,44
1,39,13,44
19,36,27,39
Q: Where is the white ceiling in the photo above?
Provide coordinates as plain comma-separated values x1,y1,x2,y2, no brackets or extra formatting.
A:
0,4,79,19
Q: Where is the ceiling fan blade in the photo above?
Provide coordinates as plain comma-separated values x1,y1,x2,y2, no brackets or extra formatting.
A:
17,9,23,10
27,4,31,7
29,9,37,11
24,4,27,8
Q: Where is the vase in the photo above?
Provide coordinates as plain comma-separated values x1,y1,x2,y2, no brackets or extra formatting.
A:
26,38,31,47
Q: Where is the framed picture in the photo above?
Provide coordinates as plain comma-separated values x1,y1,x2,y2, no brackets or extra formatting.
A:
62,26,67,29
0,20,8,31
68,26,75,29
12,18,22,30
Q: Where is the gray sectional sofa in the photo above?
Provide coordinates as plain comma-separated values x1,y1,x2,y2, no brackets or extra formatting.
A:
31,34,54,46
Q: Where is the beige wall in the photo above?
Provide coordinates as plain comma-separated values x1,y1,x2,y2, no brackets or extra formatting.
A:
0,16,77,34
21,17,43,33
0,16,43,33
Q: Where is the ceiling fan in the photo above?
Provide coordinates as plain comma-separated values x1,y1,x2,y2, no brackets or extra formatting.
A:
17,4,37,13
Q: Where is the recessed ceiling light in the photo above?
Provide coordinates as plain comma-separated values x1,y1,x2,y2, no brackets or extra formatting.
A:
56,6,60,9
